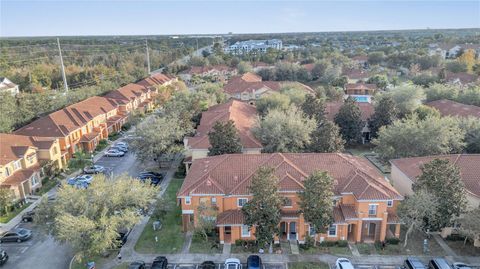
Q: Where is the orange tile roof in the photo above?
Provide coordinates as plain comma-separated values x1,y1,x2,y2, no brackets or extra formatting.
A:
104,83,148,102
183,65,235,75
1,164,41,187
325,102,374,122
426,99,480,118
136,73,175,88
391,154,480,198
15,96,118,138
223,72,314,95
346,83,377,91
342,69,370,80
0,134,57,165
302,63,315,72
186,100,262,150
179,153,402,201
216,209,245,225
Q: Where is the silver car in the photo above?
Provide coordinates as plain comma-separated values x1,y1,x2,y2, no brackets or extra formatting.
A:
104,149,124,157
83,165,105,174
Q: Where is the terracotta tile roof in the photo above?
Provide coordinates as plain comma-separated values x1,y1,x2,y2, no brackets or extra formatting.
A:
342,69,370,80
183,65,235,75
391,154,480,198
387,212,401,224
346,83,377,91
104,83,149,102
445,72,479,85
136,73,175,88
302,63,315,72
0,134,57,165
339,204,358,219
79,131,100,142
240,72,263,82
1,164,41,187
223,73,314,95
179,153,402,201
186,100,262,150
325,101,374,122
216,209,245,225
15,96,118,138
333,206,346,224
426,99,480,118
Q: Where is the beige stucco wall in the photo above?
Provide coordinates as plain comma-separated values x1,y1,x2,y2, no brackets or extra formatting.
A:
390,164,415,196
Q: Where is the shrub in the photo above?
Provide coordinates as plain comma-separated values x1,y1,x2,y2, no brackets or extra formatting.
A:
301,235,315,250
386,237,400,245
319,240,336,247
175,164,186,178
337,240,348,247
121,123,132,131
235,239,245,246
445,234,465,241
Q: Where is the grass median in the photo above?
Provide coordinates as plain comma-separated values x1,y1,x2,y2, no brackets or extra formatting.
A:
135,178,185,254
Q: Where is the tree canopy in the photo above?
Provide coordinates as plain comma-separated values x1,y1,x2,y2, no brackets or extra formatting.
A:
208,120,243,156
369,94,398,138
308,120,345,153
334,97,363,145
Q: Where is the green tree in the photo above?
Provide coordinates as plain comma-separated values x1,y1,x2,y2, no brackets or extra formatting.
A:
242,167,282,251
253,106,316,153
299,171,334,240
413,105,441,120
413,159,467,230
373,116,465,160
132,115,191,162
256,92,291,116
237,61,253,74
195,201,219,242
424,83,459,102
369,94,398,138
68,151,93,170
458,207,480,246
308,121,345,153
446,61,468,73
398,190,439,247
334,97,363,145
301,94,325,122
368,51,385,65
367,75,389,90
208,120,242,156
0,189,15,214
387,85,425,117
458,117,480,153
311,61,330,80
35,174,157,260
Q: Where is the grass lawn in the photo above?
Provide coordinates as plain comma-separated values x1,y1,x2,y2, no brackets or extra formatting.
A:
112,263,129,269
70,252,117,269
289,262,329,269
36,178,58,196
344,144,375,156
357,228,445,256
189,235,222,254
134,178,185,254
445,239,480,256
0,202,31,223
300,245,351,256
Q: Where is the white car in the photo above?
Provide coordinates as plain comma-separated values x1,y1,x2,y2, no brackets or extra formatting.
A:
336,258,354,269
104,149,124,157
115,141,128,148
76,175,93,184
225,258,242,269
453,263,472,269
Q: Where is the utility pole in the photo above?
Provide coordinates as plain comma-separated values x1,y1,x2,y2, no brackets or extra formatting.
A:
196,38,199,52
57,38,68,91
145,39,151,74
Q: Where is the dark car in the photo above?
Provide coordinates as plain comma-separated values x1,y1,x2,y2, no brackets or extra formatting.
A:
429,259,452,269
0,250,8,265
138,174,162,186
199,261,216,269
128,261,146,269
405,258,427,269
0,228,32,243
21,211,35,222
151,256,168,269
116,228,130,248
111,145,128,153
139,171,163,178
247,255,263,269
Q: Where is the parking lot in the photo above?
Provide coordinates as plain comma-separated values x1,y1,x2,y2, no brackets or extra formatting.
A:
135,263,286,269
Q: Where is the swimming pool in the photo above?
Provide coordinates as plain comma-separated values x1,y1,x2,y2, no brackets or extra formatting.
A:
353,96,370,103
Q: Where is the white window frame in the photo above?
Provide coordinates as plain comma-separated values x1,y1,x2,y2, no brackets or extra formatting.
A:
328,224,337,237
283,198,293,208
237,198,248,207
368,204,378,215
387,200,393,207
241,225,250,237
211,197,217,205
185,196,191,205
31,174,39,187
13,160,22,170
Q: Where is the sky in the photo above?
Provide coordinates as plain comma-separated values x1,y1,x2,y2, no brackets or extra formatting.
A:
1,0,479,37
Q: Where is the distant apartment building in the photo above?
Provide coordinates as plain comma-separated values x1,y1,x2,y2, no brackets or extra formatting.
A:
183,100,262,168
0,77,20,95
179,65,237,84
0,134,62,201
224,39,282,55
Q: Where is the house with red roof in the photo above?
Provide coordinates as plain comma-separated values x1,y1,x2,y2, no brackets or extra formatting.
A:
179,65,237,83
426,99,480,119
325,101,375,143
178,153,403,244
183,100,262,168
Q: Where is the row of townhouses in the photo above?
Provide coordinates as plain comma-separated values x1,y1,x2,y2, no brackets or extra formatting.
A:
179,72,480,245
0,73,176,202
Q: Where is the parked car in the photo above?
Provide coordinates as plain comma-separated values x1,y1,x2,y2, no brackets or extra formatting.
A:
111,145,128,153
128,261,146,269
83,165,105,174
0,228,32,243
137,174,162,186
21,211,35,222
151,256,168,269
247,255,262,269
76,175,94,184
116,228,130,248
453,263,472,269
115,141,128,147
404,258,427,269
139,171,163,178
66,175,93,188
336,258,354,269
0,249,8,265
199,261,216,269
104,149,125,157
225,258,242,269
429,259,452,269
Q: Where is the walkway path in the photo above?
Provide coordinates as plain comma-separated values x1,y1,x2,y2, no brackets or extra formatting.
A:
349,243,361,257
222,244,231,255
289,240,299,255
432,234,458,257
182,231,193,254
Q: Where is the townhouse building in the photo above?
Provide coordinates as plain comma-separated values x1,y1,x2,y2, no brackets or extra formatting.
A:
183,100,262,169
179,65,237,84
178,153,403,244
426,99,480,119
0,134,62,200
223,72,315,103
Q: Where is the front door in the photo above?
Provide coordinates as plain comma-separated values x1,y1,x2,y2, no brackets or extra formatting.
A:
368,223,376,237
224,226,232,243
289,222,297,240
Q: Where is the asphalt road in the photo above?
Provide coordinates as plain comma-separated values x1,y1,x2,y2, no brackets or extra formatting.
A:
1,147,146,269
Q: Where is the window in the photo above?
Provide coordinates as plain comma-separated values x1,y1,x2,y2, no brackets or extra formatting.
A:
368,204,378,215
283,198,292,207
185,197,191,205
31,175,39,186
241,225,250,237
328,224,337,237
309,225,316,236
13,160,22,170
27,154,36,164
387,200,393,207
237,198,248,207
211,197,217,205
5,167,11,177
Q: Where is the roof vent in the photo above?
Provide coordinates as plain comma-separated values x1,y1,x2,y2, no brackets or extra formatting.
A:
206,180,212,186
